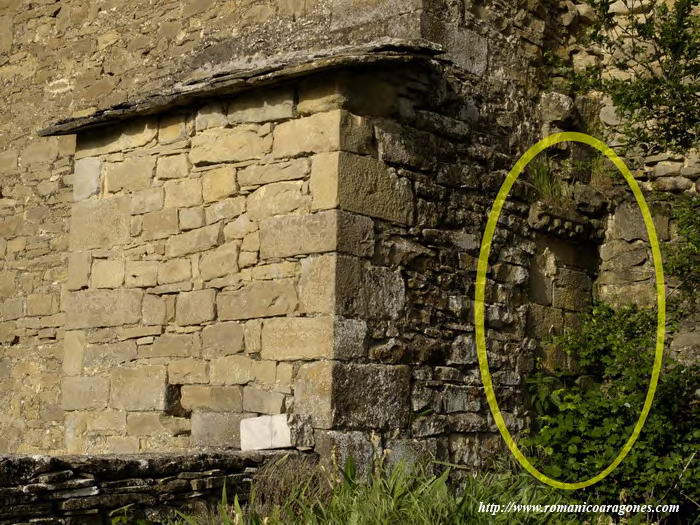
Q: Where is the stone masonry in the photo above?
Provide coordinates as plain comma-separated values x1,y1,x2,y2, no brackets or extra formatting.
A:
1,0,697,488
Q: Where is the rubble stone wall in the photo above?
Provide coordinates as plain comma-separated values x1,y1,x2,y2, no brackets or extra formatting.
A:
0,451,288,524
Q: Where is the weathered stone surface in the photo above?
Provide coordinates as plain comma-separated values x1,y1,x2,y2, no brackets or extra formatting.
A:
105,157,155,193
143,295,167,325
299,255,336,313
200,242,239,281
527,304,564,339
202,322,245,358
180,206,205,230
311,152,414,224
259,210,374,258
83,340,138,370
158,258,191,284
131,188,164,215
62,376,109,410
333,363,411,429
67,252,92,290
294,361,334,428
111,366,167,410
164,178,203,208
229,88,294,123
65,290,142,329
142,333,200,358
261,317,333,360
181,386,243,412
159,113,190,144
238,159,308,186
176,289,216,325
142,208,179,240
63,331,86,376
91,259,125,288
168,359,209,385
240,414,293,451
273,110,373,158
190,126,272,165
242,387,285,414
314,430,374,476
73,157,102,201
210,355,254,385
336,256,405,320
156,154,190,181
217,280,297,320
191,412,245,448
202,166,237,202
125,261,159,288
247,181,307,220
196,102,228,131
166,224,220,257
70,197,131,250
205,196,246,224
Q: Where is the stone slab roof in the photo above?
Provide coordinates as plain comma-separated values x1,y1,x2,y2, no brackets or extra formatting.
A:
39,39,444,137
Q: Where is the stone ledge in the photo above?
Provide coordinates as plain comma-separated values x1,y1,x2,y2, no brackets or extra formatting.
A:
0,451,301,524
39,39,444,137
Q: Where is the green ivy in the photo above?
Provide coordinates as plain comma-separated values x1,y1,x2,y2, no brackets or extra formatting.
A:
523,304,699,521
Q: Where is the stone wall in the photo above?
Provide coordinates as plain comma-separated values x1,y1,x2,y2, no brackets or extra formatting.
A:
1,0,558,454
0,0,558,455
0,451,288,524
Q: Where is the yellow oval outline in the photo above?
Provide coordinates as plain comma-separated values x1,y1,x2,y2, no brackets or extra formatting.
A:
475,132,666,490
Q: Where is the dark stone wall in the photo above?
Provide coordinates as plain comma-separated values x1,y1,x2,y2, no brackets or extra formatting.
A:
0,451,291,524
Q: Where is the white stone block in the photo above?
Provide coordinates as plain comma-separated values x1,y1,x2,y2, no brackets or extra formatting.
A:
240,414,292,451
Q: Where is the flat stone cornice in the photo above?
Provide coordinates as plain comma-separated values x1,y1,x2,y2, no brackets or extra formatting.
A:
39,38,444,137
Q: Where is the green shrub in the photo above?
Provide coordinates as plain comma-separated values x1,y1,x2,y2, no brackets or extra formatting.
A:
665,195,700,317
523,304,700,522
554,0,699,153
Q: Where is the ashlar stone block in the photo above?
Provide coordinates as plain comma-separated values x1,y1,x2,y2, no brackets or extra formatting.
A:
73,157,101,201
202,166,237,202
63,331,86,376
111,366,167,411
64,290,142,329
91,259,124,288
125,261,159,288
181,385,243,412
190,126,272,165
70,196,131,250
166,223,220,257
259,210,374,259
164,178,203,208
176,289,216,325
272,110,373,158
62,376,109,411
242,387,285,414
104,157,155,193
240,414,293,451
228,88,294,124
311,152,414,224
142,333,200,358
261,317,333,361
191,412,245,448
217,279,297,320
238,159,308,187
67,252,91,290
200,242,239,281
247,181,307,220
158,258,191,285
202,322,245,358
